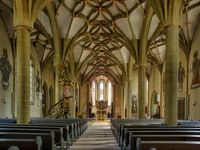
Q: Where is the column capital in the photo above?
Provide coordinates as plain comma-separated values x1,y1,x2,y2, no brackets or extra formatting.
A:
14,25,34,33
160,24,181,33
138,63,147,68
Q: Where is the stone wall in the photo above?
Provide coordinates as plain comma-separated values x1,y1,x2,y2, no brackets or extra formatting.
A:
188,21,200,120
148,64,161,117
30,44,42,117
42,61,55,117
132,69,138,118
0,16,13,118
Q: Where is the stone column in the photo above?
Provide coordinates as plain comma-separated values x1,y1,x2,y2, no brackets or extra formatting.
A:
121,83,125,118
124,81,128,118
113,84,121,118
160,73,164,118
138,64,147,119
54,70,60,103
102,81,105,100
95,81,97,105
105,81,108,101
54,62,61,104
110,83,113,105
15,25,31,124
76,83,80,113
164,25,179,125
80,83,88,118
147,78,151,117
69,85,76,118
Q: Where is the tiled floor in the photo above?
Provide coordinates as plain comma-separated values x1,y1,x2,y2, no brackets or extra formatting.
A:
69,121,121,150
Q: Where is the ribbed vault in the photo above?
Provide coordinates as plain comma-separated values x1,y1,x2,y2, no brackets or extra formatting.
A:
1,0,200,83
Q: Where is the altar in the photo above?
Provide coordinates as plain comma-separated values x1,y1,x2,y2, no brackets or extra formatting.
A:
95,100,108,121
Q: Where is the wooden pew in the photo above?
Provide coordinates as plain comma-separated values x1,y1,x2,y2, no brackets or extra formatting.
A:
129,134,200,150
7,146,20,150
118,125,200,149
0,125,65,149
123,128,200,150
0,131,52,150
0,136,42,150
0,118,88,149
31,119,77,145
111,119,163,142
0,118,88,137
136,138,200,150
0,118,16,124
31,118,87,139
111,119,200,147
117,123,162,145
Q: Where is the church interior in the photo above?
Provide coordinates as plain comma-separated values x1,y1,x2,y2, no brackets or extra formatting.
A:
0,0,200,149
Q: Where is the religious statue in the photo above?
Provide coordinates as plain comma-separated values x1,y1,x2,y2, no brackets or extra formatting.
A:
0,49,12,90
35,71,40,92
191,51,200,88
178,61,185,90
132,95,137,113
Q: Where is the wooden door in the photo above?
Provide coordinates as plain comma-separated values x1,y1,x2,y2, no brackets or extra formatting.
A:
178,98,185,119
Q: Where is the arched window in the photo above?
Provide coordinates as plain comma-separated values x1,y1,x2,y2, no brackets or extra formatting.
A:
100,80,104,100
30,59,35,104
91,81,96,106
108,81,112,106
91,75,113,106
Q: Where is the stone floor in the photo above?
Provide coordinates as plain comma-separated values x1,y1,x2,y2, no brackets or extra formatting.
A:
69,121,121,150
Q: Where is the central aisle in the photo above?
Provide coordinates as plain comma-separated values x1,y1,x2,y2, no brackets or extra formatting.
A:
70,121,121,150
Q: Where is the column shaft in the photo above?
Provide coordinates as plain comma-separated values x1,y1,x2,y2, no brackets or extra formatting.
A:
16,26,31,124
80,83,89,118
138,65,146,119
70,85,76,118
121,84,125,118
113,84,121,118
55,68,60,103
160,73,164,118
95,81,98,104
127,80,133,118
97,82,100,101
164,25,179,125
105,82,108,101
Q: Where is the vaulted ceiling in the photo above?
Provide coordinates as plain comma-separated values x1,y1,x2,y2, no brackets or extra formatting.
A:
0,0,200,83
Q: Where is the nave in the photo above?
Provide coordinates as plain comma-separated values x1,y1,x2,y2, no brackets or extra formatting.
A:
1,117,200,150
0,0,200,149
70,121,120,150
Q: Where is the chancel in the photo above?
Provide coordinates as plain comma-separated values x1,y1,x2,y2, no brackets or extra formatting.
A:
0,0,200,150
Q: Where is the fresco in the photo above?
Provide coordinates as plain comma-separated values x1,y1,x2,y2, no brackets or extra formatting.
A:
191,51,200,88
0,49,12,90
178,61,185,91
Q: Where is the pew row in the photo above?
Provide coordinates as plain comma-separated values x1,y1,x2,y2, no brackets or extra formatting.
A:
111,118,200,150
130,134,200,150
136,138,200,150
0,118,88,150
